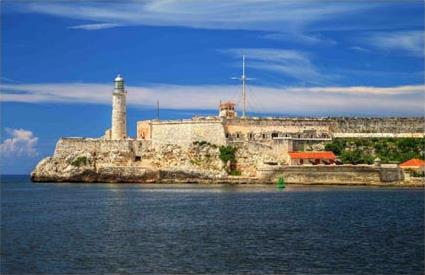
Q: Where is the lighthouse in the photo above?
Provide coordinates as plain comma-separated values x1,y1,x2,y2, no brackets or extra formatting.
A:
111,74,127,140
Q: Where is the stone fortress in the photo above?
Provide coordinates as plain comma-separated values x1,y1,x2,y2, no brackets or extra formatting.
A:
32,74,425,184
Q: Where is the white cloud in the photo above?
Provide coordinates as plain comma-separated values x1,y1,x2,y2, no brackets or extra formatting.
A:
222,48,326,84
1,82,424,116
361,31,424,56
69,23,121,30
263,32,337,46
0,128,38,157
17,0,377,32
349,46,369,53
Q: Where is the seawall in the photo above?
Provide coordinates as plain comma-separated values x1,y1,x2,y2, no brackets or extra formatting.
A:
258,165,405,185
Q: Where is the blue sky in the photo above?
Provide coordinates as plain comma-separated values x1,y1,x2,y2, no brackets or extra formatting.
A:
1,0,424,174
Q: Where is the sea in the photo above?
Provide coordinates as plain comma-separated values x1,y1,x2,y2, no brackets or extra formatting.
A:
1,175,424,274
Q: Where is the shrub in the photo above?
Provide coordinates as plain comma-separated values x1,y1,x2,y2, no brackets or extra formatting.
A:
193,140,217,148
219,145,237,163
229,170,241,176
71,156,89,167
325,138,425,164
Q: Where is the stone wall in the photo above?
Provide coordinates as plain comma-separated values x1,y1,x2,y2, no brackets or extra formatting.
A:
134,117,424,147
225,118,331,141
333,133,424,138
258,165,404,185
231,139,292,177
224,117,424,141
329,117,424,134
139,119,227,147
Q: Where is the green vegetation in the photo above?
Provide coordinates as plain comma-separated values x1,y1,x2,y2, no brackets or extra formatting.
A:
193,140,217,148
229,170,241,176
219,145,237,163
325,138,425,164
71,156,89,167
219,145,240,175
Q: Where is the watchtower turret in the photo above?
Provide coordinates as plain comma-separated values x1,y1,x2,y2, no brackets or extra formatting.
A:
219,101,237,118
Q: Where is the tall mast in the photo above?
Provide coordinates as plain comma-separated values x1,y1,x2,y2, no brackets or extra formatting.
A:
231,55,253,118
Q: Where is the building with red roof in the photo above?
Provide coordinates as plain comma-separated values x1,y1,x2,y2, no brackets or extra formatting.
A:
399,158,425,169
288,151,336,165
399,159,425,176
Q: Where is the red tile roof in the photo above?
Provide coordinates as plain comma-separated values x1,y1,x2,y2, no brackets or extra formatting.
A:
399,158,425,168
288,151,336,160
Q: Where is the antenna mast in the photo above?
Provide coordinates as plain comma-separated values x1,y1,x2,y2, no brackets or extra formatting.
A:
232,55,253,118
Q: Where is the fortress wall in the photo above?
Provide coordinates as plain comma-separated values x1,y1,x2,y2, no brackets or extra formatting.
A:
223,117,424,139
329,117,424,134
231,139,292,177
54,138,100,157
333,133,425,138
258,165,404,184
136,117,423,146
225,118,330,136
54,138,137,166
150,120,226,146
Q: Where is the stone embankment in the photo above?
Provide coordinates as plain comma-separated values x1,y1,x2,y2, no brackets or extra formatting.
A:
257,165,405,185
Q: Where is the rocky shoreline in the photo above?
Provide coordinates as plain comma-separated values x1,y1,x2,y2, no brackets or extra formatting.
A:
31,137,422,186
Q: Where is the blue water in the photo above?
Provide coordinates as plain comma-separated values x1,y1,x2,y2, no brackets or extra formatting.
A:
1,175,424,274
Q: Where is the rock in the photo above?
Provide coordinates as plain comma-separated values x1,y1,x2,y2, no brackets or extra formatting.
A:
31,138,228,183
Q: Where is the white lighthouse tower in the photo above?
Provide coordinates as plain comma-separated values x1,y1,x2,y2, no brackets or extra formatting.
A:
111,74,127,140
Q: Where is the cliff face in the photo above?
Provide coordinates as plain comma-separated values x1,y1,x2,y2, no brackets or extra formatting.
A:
31,138,227,183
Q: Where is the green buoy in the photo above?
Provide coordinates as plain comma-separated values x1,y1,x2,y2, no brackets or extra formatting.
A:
277,177,285,189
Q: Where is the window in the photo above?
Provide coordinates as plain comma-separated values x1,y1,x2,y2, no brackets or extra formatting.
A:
225,133,230,138
134,156,141,162
271,132,278,138
262,134,266,139
236,133,240,138
249,133,254,139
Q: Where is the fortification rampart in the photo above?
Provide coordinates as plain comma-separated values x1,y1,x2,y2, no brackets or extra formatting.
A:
224,118,330,140
222,117,424,141
258,165,404,185
329,117,424,133
333,133,424,138
138,119,226,146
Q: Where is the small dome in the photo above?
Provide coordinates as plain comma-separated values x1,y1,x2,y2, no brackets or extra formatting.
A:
115,74,124,82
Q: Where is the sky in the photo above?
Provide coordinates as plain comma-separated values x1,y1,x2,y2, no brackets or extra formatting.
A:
1,0,424,174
